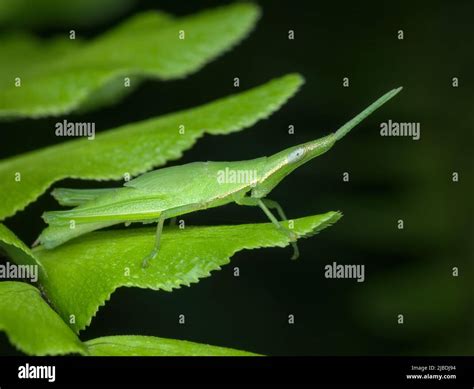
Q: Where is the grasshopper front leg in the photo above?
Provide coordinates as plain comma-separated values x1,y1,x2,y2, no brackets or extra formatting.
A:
142,215,165,268
236,196,299,260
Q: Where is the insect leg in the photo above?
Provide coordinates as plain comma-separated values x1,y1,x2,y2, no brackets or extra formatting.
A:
257,199,299,260
261,199,299,259
261,199,288,221
236,197,299,260
142,215,165,268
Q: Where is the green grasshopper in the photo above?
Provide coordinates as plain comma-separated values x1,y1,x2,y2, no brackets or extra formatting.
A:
39,87,402,267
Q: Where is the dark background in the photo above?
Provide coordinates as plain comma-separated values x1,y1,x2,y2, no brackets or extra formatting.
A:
1,0,472,356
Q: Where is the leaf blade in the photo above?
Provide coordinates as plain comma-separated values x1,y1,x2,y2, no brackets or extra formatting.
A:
0,4,261,118
85,335,259,356
0,281,86,356
0,280,259,356
32,212,342,332
0,73,304,220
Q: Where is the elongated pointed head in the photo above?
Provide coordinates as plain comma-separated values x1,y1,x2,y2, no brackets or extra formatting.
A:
252,134,336,197
252,87,403,197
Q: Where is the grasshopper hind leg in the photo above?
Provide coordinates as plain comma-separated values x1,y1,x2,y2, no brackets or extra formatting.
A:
142,216,165,268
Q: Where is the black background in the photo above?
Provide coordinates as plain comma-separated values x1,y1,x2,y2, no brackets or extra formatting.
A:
0,0,473,356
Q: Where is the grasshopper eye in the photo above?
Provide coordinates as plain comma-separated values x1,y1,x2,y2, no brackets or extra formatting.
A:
287,147,305,163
